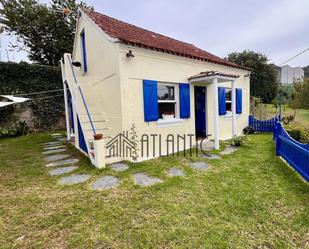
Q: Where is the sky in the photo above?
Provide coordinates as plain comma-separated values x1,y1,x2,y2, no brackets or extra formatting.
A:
0,0,308,66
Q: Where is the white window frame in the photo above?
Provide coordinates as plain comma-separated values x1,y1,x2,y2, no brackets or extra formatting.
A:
225,88,232,116
222,87,240,118
157,82,182,126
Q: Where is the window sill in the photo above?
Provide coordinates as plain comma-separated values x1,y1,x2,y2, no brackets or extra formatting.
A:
157,118,184,128
221,113,241,118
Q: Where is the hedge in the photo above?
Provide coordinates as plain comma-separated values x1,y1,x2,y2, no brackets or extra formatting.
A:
0,61,64,130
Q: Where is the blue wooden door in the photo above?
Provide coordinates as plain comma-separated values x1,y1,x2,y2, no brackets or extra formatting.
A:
194,86,206,137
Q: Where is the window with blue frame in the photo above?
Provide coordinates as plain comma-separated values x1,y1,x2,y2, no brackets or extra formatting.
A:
143,80,190,122
80,30,88,73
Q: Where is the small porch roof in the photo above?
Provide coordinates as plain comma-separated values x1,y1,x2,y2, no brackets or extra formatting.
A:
188,71,240,83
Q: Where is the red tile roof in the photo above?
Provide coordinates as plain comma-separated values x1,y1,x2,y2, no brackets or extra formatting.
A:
188,71,240,80
82,9,249,71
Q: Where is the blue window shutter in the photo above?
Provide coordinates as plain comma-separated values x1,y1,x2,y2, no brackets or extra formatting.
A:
81,30,88,73
179,83,190,118
236,88,242,114
143,80,158,121
218,87,226,115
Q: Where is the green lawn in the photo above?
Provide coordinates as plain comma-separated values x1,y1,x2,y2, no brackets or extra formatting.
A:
0,133,308,248
265,104,309,128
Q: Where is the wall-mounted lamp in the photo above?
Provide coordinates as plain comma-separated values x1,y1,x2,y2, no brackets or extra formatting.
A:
126,50,135,58
72,61,81,67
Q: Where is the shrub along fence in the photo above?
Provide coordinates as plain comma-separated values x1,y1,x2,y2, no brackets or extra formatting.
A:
274,122,309,182
249,115,280,132
0,62,64,132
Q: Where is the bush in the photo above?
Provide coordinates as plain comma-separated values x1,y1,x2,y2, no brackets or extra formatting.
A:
0,61,64,131
243,126,255,135
231,135,247,147
282,115,295,125
284,125,309,143
0,121,29,139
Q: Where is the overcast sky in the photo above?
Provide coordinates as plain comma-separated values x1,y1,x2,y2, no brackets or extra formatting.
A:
1,0,308,66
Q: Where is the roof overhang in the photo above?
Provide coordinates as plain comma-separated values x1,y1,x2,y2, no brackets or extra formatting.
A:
188,71,240,83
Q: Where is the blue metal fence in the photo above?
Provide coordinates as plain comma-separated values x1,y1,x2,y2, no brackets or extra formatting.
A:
274,122,309,182
249,115,280,132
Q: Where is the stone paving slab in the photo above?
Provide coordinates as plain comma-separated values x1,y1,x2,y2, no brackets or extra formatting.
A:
52,133,63,137
133,173,163,187
44,145,66,150
42,149,67,155
199,153,221,160
49,166,78,176
91,176,120,190
201,140,215,151
110,163,129,172
167,168,185,177
58,174,90,185
57,137,67,142
220,146,239,155
46,158,79,167
43,141,63,146
45,154,70,162
190,162,209,170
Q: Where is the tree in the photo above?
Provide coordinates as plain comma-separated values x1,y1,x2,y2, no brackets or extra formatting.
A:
0,0,93,66
227,50,278,103
292,78,309,110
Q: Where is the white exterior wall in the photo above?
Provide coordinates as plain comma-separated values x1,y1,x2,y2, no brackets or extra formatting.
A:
71,13,123,139
69,12,250,162
280,65,304,84
293,67,304,82
118,44,250,159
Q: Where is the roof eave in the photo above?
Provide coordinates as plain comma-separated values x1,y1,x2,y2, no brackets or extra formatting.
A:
120,40,251,71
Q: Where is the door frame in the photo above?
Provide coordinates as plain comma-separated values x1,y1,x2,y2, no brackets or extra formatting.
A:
194,86,207,138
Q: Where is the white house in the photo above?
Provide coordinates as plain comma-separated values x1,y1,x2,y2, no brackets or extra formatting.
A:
61,9,251,168
272,64,304,84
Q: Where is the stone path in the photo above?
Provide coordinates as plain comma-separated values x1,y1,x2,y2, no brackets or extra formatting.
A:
43,141,62,146
49,166,78,176
42,149,67,155
167,168,185,177
220,145,239,155
133,173,163,186
52,133,62,135
45,154,70,162
46,158,79,167
190,162,209,170
92,176,120,190
201,140,215,151
42,134,225,190
199,153,221,160
57,137,67,142
44,145,66,150
110,163,129,172
59,174,90,185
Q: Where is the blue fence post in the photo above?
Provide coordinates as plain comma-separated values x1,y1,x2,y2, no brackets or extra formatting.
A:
275,122,281,156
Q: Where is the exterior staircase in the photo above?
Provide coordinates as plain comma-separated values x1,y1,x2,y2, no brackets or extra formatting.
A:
61,53,113,168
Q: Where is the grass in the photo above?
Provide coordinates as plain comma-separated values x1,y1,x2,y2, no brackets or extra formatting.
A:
0,133,308,248
265,104,309,128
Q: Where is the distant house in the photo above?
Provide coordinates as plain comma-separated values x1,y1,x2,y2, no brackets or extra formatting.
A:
272,64,304,84
61,9,251,168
